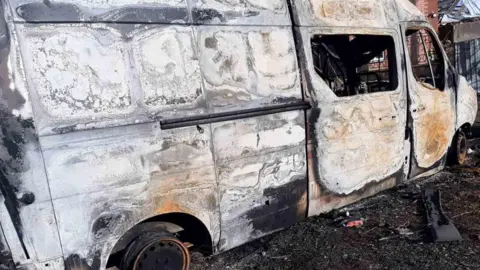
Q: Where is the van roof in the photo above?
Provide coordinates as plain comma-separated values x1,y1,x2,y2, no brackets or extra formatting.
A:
7,0,427,27
292,0,427,27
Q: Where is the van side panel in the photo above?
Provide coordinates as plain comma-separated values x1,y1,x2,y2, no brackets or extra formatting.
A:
195,25,306,251
0,2,63,266
456,76,477,130
40,123,219,268
214,112,307,251
15,12,304,268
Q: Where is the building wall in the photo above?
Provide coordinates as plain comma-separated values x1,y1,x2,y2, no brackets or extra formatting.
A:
411,0,439,30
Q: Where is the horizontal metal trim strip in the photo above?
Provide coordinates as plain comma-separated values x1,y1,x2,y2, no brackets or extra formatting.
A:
160,101,310,130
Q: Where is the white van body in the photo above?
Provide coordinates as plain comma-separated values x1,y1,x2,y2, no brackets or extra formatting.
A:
0,0,476,269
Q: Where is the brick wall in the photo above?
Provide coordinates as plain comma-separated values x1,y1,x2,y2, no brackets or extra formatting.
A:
411,0,439,30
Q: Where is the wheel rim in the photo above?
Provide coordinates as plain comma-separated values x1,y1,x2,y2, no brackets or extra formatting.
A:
458,136,467,165
133,238,190,270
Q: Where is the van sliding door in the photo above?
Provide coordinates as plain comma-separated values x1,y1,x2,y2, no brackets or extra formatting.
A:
297,28,409,216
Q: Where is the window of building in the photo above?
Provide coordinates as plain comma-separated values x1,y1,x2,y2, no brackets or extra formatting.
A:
406,29,445,90
311,34,398,97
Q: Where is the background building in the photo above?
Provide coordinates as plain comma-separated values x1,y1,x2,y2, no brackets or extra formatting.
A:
439,0,480,94
412,0,440,30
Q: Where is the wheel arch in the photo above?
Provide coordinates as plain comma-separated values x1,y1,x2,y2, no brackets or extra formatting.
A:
106,212,213,267
458,122,472,137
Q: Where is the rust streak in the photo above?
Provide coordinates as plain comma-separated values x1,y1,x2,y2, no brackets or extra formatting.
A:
155,200,185,215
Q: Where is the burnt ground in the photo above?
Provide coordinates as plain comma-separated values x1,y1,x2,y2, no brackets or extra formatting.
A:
191,137,480,269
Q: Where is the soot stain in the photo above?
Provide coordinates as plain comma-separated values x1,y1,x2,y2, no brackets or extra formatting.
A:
16,2,82,21
0,4,38,258
192,8,226,23
0,235,15,270
91,212,126,240
17,2,189,24
244,177,307,234
64,251,101,270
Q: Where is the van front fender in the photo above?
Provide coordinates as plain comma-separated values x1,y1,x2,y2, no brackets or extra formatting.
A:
456,75,478,130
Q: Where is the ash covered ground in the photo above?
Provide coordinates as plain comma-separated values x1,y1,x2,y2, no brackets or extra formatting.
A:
191,135,480,270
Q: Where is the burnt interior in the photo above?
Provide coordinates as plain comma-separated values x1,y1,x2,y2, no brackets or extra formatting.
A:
311,34,398,97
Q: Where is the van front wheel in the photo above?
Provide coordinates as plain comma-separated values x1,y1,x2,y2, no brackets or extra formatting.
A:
448,130,467,165
120,231,190,270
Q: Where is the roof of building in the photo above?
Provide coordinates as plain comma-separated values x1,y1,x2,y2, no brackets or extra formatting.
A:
440,0,480,23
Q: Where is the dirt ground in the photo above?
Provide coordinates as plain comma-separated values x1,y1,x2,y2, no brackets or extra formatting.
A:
191,137,480,270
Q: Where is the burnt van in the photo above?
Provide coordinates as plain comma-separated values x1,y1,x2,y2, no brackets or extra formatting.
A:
0,0,477,269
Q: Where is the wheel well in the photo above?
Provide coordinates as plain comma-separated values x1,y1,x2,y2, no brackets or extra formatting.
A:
106,213,213,268
459,123,472,137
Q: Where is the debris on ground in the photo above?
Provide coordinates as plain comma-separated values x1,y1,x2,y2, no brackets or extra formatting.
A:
422,185,463,242
323,210,364,228
397,184,421,199
343,219,364,228
395,227,414,236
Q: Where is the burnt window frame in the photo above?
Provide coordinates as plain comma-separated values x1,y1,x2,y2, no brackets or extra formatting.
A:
309,32,400,98
405,27,447,91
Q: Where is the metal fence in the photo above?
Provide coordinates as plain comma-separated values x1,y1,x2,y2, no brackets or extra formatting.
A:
455,38,480,93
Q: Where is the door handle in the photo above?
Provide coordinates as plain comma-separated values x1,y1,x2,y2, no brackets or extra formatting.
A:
412,106,426,113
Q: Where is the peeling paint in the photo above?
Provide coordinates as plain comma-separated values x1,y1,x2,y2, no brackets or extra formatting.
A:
198,26,300,112
290,0,426,28
132,26,202,109
0,0,477,269
19,24,131,119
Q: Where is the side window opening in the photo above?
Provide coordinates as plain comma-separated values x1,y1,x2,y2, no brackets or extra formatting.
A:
311,34,398,97
406,29,445,90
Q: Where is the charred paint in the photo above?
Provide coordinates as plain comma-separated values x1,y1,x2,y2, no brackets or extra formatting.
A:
91,212,128,240
64,252,101,270
11,0,291,26
214,110,306,251
456,76,477,130
409,152,446,180
191,8,226,23
51,124,82,135
218,175,307,252
0,3,37,258
16,2,83,22
292,0,426,28
15,2,189,24
295,14,409,217
309,166,404,215
198,27,301,112
244,177,307,234
409,80,455,169
1,0,475,269
0,229,15,270
191,0,288,25
304,67,405,195
302,38,402,208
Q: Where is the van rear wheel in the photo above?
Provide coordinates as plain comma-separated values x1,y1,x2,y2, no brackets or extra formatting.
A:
448,130,467,165
120,231,190,270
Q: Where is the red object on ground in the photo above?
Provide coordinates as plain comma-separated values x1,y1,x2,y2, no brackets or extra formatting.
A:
345,219,364,228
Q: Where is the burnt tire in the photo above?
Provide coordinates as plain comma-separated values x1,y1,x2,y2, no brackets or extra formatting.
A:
448,130,467,165
120,231,190,270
